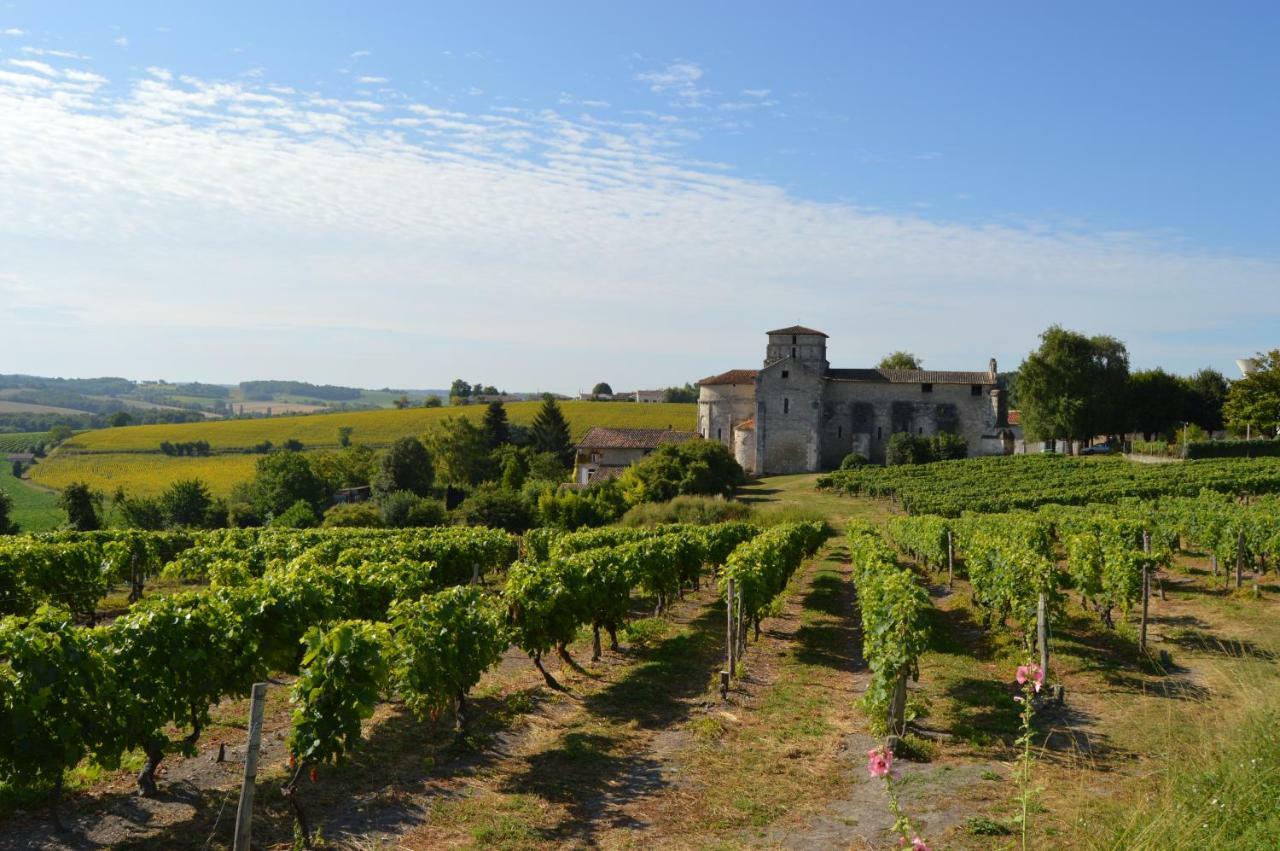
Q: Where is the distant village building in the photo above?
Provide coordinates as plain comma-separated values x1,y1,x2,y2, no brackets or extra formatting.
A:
632,390,665,403
573,426,699,485
698,326,1012,474
333,485,372,504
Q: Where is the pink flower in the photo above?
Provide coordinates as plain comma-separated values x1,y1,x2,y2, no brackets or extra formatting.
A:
867,746,893,779
1016,663,1044,692
912,838,930,851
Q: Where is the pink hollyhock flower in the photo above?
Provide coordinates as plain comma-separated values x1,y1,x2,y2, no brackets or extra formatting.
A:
867,746,892,778
1017,663,1045,692
912,838,930,851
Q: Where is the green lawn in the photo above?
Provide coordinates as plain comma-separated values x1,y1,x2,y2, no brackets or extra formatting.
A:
0,464,61,532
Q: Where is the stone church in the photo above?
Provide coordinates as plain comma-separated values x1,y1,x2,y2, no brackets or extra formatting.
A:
697,326,1011,474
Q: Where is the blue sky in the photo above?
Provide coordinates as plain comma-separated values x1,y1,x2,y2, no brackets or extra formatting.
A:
1,2,1277,391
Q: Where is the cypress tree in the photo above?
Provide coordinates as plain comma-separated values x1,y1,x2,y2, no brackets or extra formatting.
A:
482,401,511,448
529,394,573,464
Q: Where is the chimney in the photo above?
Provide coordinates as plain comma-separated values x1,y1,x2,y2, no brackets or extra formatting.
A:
989,357,998,376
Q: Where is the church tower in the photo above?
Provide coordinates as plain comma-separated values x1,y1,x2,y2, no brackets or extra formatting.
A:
764,325,829,371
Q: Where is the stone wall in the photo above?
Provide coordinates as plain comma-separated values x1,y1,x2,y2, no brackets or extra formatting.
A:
698,381,756,449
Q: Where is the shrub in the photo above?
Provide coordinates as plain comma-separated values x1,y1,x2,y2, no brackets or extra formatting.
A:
454,483,533,532
1184,438,1280,460
840,452,870,469
378,491,447,528
321,502,383,528
930,432,968,461
886,433,933,466
271,499,319,528
619,495,754,527
617,439,744,505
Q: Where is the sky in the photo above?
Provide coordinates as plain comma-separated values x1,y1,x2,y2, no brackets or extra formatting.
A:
1,1,1278,393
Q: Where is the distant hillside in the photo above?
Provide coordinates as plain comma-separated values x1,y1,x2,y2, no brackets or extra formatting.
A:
32,401,697,497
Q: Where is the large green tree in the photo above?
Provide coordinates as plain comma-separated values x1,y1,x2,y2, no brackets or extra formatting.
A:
373,436,435,497
1182,368,1229,433
529,395,573,465
59,482,103,531
1223,350,1280,437
425,417,493,488
1017,326,1130,452
252,451,329,518
481,401,511,448
591,382,613,396
0,490,16,534
162,478,214,528
1127,368,1187,439
877,351,923,370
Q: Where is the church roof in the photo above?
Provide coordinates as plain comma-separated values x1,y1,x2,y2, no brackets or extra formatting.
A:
698,369,759,386
577,427,699,450
767,325,828,337
826,368,996,385
735,418,756,431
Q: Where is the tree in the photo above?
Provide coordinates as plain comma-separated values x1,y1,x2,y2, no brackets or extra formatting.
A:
423,395,443,408
162,478,214,527
373,436,435,497
617,440,744,505
449,379,472,405
252,451,329,519
109,411,134,428
59,482,103,531
425,417,493,488
453,483,533,532
0,490,16,534
1183,368,1229,433
310,445,377,490
529,395,573,465
378,491,447,528
481,401,511,449
662,384,698,403
119,496,167,530
877,351,923,370
336,426,353,448
1223,350,1280,437
1127,369,1188,439
393,395,412,409
1016,326,1131,452
271,499,319,528
591,382,613,397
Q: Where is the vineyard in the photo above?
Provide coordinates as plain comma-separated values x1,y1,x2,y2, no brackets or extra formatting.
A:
0,517,826,843
28,452,261,498
0,433,44,454
817,453,1280,515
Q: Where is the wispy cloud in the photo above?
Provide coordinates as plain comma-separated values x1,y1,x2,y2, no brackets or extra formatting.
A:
0,57,1272,387
21,46,88,59
113,36,129,48
635,60,708,107
2,28,25,37
356,75,388,84
146,66,172,81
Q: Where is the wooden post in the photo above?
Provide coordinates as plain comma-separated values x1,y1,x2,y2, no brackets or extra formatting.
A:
1036,593,1049,681
946,530,954,591
233,682,268,851
888,669,908,737
736,591,746,659
1139,561,1150,657
725,578,735,677
1236,530,1245,590
471,563,480,586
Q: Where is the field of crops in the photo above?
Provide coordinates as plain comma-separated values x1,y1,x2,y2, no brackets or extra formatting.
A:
63,400,697,453
29,453,260,498
817,454,1280,515
0,432,44,453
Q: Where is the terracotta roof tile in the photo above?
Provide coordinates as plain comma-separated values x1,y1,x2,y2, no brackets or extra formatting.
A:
735,418,755,431
698,369,759,386
1007,410,1022,426
576,427,700,450
767,325,828,337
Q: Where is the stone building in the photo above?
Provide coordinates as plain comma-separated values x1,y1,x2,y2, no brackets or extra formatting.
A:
698,326,1011,474
572,426,699,485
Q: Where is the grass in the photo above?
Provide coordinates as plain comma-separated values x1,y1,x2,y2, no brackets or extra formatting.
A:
64,401,697,453
29,452,261,498
0,462,61,531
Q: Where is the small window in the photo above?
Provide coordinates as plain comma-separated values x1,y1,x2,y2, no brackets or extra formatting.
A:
717,428,722,440
781,370,789,378
791,334,797,344
918,427,923,435
838,425,843,438
877,426,883,439
971,384,982,396
791,346,797,358
921,383,933,393
783,398,790,414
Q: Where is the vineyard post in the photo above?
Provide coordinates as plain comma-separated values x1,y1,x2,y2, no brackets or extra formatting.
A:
736,589,746,660
233,682,268,851
726,577,736,678
471,562,480,586
946,530,954,591
1235,530,1245,590
1036,593,1048,682
1139,560,1149,657
888,668,908,740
